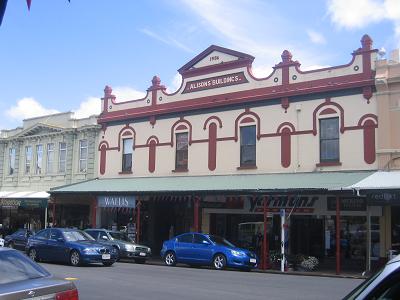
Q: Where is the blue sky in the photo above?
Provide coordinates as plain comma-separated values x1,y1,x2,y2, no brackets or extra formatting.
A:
0,0,399,130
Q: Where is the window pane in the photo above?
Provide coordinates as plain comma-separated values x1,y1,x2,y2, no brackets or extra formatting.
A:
240,126,256,166
59,142,66,173
25,146,32,174
320,118,339,139
320,118,339,162
79,140,88,172
321,140,339,161
176,133,188,150
123,138,133,154
122,154,132,172
175,133,188,169
46,143,54,173
36,145,43,174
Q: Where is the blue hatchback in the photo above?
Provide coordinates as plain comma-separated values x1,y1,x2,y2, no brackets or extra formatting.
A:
26,228,117,267
161,233,258,271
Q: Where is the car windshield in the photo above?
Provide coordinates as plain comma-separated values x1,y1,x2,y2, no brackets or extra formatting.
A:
208,235,235,247
62,230,95,242
0,250,50,284
109,232,133,242
343,268,384,300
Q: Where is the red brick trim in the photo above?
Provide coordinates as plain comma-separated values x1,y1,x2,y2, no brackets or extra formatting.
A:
172,168,189,173
171,118,192,147
313,100,344,135
118,171,133,175
237,165,258,170
203,116,223,129
316,162,342,167
234,110,261,141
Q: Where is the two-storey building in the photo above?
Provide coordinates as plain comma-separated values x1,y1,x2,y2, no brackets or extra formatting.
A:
51,35,381,273
0,112,100,235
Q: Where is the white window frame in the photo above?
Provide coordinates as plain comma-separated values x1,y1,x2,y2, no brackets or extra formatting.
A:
46,143,54,174
59,142,67,173
79,139,88,173
35,144,43,175
8,147,16,175
25,146,32,174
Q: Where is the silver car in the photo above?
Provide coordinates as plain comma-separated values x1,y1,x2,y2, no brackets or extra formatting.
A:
343,254,400,299
0,247,78,299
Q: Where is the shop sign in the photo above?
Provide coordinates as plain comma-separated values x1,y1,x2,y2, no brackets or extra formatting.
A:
0,198,47,208
182,72,248,93
249,196,318,213
97,195,136,208
367,192,400,205
327,197,366,211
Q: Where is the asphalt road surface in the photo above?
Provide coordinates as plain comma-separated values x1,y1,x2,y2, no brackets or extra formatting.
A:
41,261,363,300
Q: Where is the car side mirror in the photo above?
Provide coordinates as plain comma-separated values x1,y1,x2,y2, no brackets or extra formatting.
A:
202,240,211,245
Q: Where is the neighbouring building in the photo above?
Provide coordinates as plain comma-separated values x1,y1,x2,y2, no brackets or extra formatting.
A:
51,35,383,273
0,112,100,235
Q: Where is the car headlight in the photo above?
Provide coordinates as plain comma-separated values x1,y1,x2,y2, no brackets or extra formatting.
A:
231,250,246,257
124,245,134,251
83,248,98,254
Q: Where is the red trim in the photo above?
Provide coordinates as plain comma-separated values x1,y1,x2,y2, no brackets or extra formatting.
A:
336,196,341,275
191,139,208,144
146,136,160,145
148,140,156,173
235,110,261,141
171,118,192,147
176,124,188,130
98,141,110,151
358,114,378,126
313,100,344,135
91,198,97,229
99,144,107,175
237,165,257,170
262,196,269,270
193,197,200,232
240,117,255,124
217,136,236,142
122,131,132,137
320,108,337,115
203,116,223,129
316,161,342,167
281,97,289,112
277,122,295,134
363,119,376,164
281,128,291,168
208,123,217,171
136,201,141,243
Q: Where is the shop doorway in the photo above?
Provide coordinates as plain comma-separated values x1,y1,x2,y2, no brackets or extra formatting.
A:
290,216,324,258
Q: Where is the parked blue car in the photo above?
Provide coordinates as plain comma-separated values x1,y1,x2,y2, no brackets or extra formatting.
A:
161,233,258,271
4,229,34,251
26,228,117,267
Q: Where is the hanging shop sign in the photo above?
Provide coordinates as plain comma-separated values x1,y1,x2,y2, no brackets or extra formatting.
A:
0,198,47,209
97,195,136,208
327,197,366,211
182,72,248,93
249,196,318,213
367,192,400,205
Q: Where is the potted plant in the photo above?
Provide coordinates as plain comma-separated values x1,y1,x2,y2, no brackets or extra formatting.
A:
298,256,319,271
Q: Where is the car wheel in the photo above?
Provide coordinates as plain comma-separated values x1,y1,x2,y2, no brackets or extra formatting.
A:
213,254,226,270
8,242,14,249
28,248,37,261
70,250,81,267
103,261,114,267
164,251,176,266
113,246,120,261
134,258,146,264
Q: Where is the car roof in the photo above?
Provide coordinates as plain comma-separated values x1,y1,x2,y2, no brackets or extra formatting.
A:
387,254,400,265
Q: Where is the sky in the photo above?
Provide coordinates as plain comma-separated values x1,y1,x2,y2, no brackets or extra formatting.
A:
0,0,399,130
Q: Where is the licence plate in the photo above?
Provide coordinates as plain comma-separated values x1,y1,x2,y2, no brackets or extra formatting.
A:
102,254,111,260
139,252,146,256
250,258,256,263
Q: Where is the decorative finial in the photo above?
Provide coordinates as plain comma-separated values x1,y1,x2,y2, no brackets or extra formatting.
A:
281,50,293,63
104,85,113,97
361,34,373,50
152,75,161,87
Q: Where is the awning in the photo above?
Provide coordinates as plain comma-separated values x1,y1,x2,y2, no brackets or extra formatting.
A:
0,191,49,208
346,171,400,190
50,171,374,195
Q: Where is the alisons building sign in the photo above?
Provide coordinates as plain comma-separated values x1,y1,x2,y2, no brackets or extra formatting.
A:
182,72,248,93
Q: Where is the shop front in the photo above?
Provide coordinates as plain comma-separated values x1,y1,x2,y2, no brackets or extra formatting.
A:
0,191,48,237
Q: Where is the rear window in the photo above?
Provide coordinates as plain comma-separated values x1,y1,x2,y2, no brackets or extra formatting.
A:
0,250,50,284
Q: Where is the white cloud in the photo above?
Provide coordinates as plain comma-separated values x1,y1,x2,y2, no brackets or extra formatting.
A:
307,30,327,45
139,28,194,53
73,97,101,119
166,73,183,93
6,97,59,120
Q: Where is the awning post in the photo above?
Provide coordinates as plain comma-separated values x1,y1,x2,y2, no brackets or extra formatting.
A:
44,206,48,229
336,196,341,275
194,196,200,232
366,205,371,273
263,195,269,270
136,200,141,243
91,197,97,229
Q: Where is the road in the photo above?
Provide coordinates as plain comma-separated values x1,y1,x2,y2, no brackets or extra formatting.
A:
41,261,363,300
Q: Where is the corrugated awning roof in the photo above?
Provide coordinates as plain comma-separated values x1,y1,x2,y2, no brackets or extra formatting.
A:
49,171,374,194
346,171,400,190
0,191,50,199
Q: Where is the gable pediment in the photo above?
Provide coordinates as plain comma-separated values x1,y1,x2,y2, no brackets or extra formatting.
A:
178,45,254,76
16,123,64,138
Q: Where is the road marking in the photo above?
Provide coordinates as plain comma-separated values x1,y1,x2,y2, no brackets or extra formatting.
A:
65,277,79,281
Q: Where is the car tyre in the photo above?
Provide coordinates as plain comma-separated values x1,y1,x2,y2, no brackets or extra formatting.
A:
70,250,81,267
103,261,114,267
28,248,38,262
164,251,176,266
213,254,226,270
113,246,120,261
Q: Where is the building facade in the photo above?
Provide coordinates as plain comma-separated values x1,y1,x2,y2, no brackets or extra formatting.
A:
0,112,100,234
51,35,383,273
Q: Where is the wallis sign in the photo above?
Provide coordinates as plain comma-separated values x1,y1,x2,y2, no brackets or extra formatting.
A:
182,72,248,93
97,196,136,208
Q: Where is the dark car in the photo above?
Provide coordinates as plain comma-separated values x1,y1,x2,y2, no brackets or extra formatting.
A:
0,247,79,299
26,228,117,267
4,229,34,251
160,233,258,271
85,229,151,263
343,254,400,300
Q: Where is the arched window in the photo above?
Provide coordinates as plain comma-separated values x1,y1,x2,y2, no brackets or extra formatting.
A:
239,117,257,167
118,126,135,173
